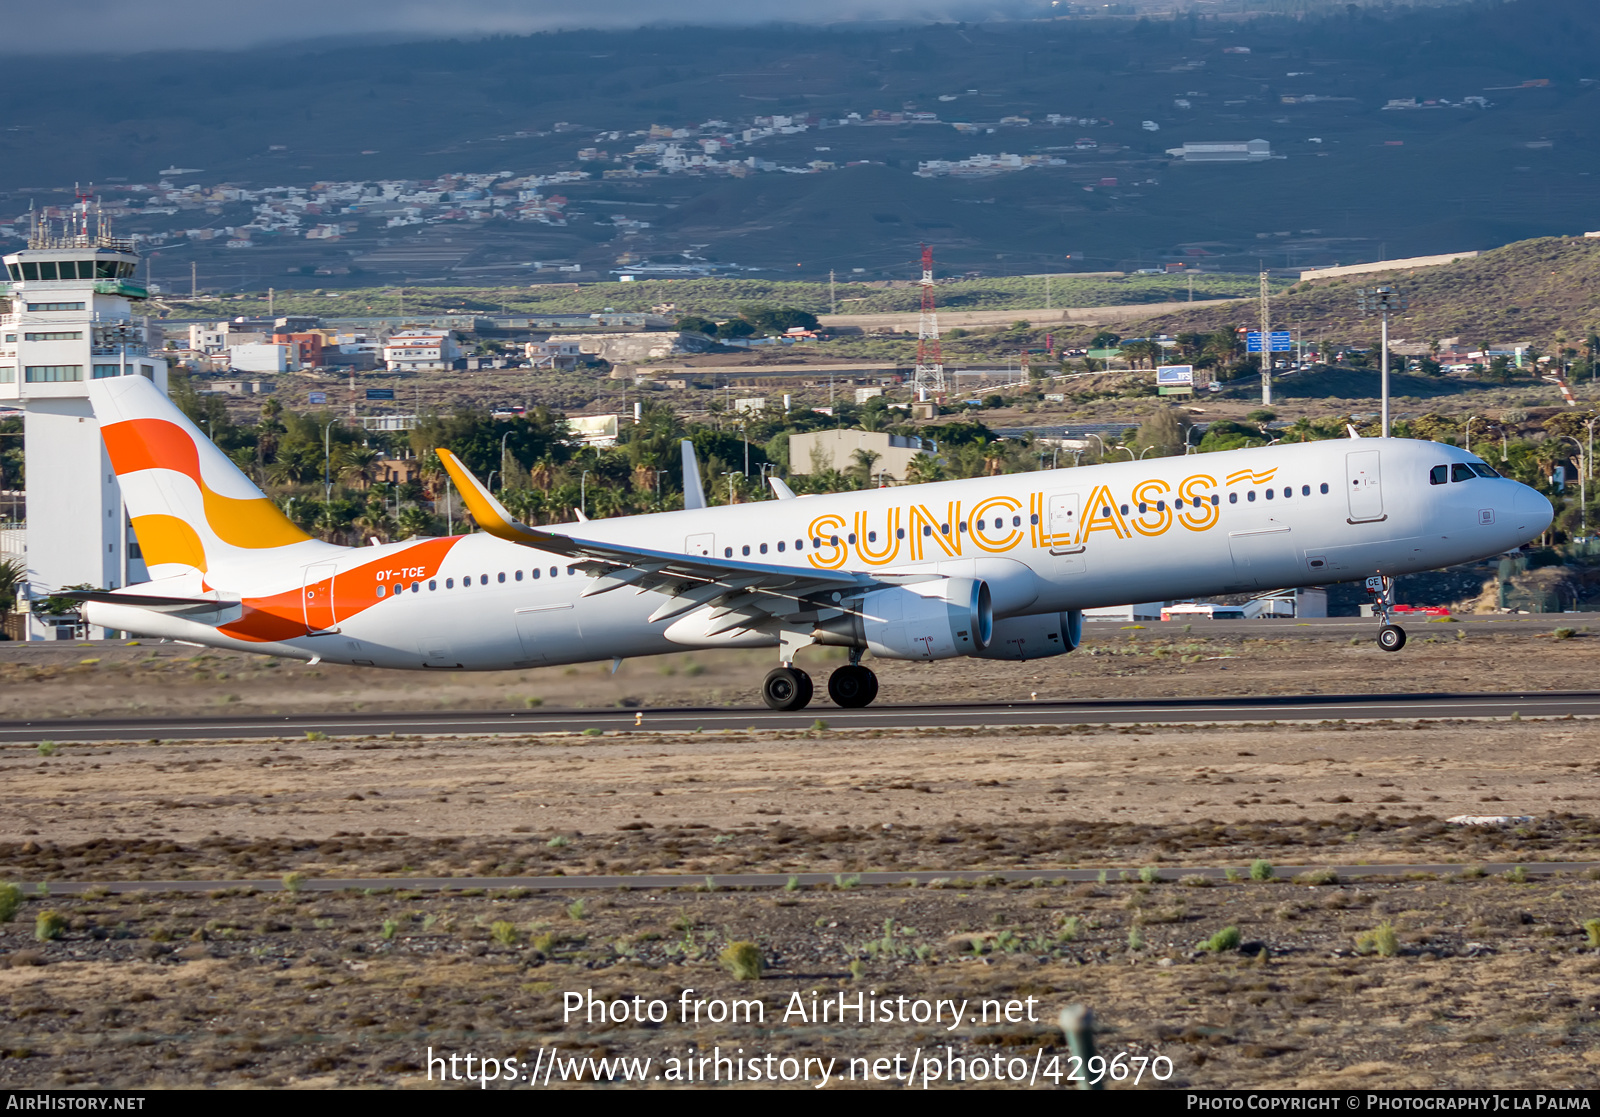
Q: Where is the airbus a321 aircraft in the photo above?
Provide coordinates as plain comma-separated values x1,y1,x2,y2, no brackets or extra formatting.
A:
73,376,1552,710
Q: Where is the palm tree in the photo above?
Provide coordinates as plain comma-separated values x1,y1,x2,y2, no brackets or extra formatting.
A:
336,445,384,489
848,449,881,488
905,452,948,484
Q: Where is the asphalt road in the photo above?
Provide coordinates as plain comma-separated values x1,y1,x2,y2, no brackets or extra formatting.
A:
1,689,1597,743
14,862,1589,895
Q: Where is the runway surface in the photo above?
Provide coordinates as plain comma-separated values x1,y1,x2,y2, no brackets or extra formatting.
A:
15,862,1595,894
1,689,1597,743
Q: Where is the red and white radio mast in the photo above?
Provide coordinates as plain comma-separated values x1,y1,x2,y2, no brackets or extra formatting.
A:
913,244,946,401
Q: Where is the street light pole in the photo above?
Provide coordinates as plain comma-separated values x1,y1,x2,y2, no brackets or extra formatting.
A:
322,419,338,504
500,431,512,492
1464,415,1477,455
1358,284,1409,438
580,470,590,518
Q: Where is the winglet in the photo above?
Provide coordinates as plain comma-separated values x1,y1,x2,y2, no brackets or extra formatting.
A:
1346,424,1361,439
435,448,541,543
769,475,797,500
681,439,707,510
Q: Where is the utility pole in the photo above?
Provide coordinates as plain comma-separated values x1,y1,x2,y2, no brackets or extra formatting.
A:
829,269,837,315
1258,268,1272,407
268,287,274,319
191,260,197,297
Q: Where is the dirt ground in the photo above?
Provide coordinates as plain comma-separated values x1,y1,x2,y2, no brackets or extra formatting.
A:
3,630,1600,1090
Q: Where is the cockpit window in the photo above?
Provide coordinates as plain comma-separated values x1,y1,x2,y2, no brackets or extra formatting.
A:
1429,465,1448,485
1451,463,1476,482
1470,463,1499,478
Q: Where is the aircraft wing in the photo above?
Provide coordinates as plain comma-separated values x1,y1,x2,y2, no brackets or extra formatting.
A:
435,449,933,630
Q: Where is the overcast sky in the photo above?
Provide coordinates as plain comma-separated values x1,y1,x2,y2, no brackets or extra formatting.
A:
0,0,1040,54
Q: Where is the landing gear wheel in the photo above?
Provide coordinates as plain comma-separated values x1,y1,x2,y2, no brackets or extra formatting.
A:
827,664,880,708
1377,624,1407,652
762,666,814,711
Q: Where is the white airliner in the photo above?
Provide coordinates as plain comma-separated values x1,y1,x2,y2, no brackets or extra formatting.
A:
74,375,1552,710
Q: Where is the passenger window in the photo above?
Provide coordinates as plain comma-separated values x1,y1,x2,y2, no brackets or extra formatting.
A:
549,566,557,577
446,578,454,588
831,535,841,546
847,534,856,544
760,543,768,554
921,526,932,537
742,545,750,556
1120,505,1129,515
896,529,905,539
796,539,805,550
1030,514,1039,525
1229,492,1238,504
532,569,541,579
1211,495,1219,506
1156,501,1166,512
410,581,420,592
977,519,986,530
1265,489,1274,500
1301,485,1310,496
498,572,505,583
777,541,786,551
1012,516,1022,527
868,532,877,543
1104,507,1113,517
724,547,732,557
515,570,523,581
1247,491,1256,502
429,580,437,590
940,523,950,535
1174,498,1184,509
1451,463,1475,482
376,585,386,597
481,575,489,585
1429,465,1449,485
1281,488,1290,499
568,567,576,576
1138,503,1147,514
812,537,822,547
1320,483,1329,494
957,521,966,532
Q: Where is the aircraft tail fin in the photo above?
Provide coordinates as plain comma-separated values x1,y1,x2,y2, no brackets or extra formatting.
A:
89,375,339,580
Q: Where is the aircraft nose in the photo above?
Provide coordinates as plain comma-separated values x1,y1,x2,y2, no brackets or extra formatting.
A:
1512,483,1554,536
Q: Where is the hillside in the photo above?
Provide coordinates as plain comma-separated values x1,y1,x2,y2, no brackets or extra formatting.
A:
1129,236,1600,352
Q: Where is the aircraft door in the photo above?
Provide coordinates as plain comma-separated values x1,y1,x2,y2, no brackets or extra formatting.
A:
302,563,338,634
685,533,715,557
1346,450,1385,523
1047,491,1086,574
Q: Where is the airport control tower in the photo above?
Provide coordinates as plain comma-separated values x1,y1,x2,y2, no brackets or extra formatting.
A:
1,201,168,638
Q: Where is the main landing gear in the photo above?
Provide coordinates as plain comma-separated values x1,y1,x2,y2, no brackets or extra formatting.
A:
760,659,881,711
1366,575,1407,653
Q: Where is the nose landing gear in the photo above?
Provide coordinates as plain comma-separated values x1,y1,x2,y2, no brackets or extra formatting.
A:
1366,575,1407,652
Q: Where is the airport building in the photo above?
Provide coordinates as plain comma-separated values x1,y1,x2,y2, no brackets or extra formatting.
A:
1,212,168,638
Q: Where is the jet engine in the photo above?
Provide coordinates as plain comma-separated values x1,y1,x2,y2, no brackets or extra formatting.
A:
814,577,992,660
975,609,1083,661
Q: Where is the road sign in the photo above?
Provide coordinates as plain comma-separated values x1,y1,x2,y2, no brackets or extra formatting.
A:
307,391,327,405
366,388,395,401
1156,364,1194,395
1246,331,1293,353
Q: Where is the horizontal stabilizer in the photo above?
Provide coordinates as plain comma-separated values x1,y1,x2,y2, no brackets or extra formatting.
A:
57,589,235,609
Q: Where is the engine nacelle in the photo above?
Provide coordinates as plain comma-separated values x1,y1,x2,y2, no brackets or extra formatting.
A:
814,577,992,661
975,609,1083,661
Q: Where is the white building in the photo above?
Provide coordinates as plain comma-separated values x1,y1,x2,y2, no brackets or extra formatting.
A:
1165,139,1273,162
2,222,169,638
228,342,293,373
383,330,461,371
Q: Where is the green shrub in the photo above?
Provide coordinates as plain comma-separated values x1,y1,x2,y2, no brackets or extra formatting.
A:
1249,859,1275,882
0,883,22,923
547,835,570,849
35,910,67,942
1554,627,1576,639
1295,868,1340,886
381,920,399,941
281,872,307,893
565,899,587,921
1126,927,1146,951
524,696,543,708
1201,926,1242,952
490,921,519,947
36,741,57,757
720,940,763,980
1138,865,1161,884
1504,865,1528,884
1356,920,1400,957
1582,919,1600,948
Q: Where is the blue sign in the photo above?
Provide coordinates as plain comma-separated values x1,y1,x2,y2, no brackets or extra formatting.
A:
307,391,327,405
366,388,395,400
1246,331,1293,353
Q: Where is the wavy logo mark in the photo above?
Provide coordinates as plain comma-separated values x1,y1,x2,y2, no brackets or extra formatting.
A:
103,418,311,568
1225,467,1278,487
